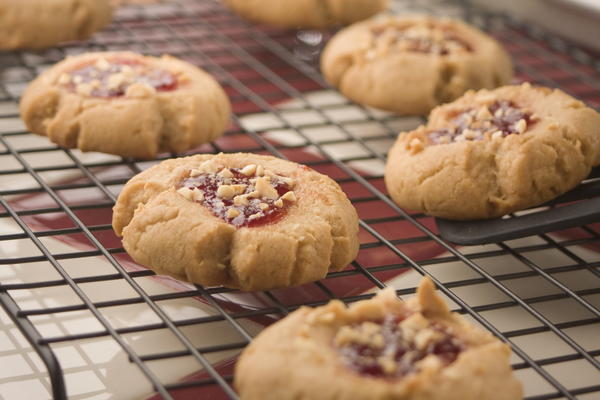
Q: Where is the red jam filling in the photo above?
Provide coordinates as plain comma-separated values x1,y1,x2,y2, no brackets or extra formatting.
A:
428,100,536,144
335,315,463,378
63,58,177,98
371,26,471,55
179,168,293,228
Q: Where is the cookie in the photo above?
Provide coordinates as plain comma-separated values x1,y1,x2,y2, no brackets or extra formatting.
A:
221,0,389,29
235,277,523,400
20,51,231,159
0,0,113,50
112,153,360,291
385,83,600,220
321,15,513,115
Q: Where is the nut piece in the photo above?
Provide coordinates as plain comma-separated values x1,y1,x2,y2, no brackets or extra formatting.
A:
281,191,297,202
409,137,424,154
240,164,257,176
515,119,527,134
462,129,478,140
233,195,249,206
491,130,503,140
58,73,71,85
226,208,240,219
107,73,126,90
230,184,247,196
192,190,205,202
95,57,111,71
217,185,235,200
476,106,492,120
274,199,284,208
219,168,234,179
198,160,220,174
76,83,94,96
125,83,156,98
248,212,262,220
189,168,203,177
254,177,278,199
177,187,194,201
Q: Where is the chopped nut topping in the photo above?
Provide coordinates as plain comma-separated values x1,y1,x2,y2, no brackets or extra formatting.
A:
334,315,463,379
179,166,294,227
189,168,203,177
280,191,297,203
217,185,235,199
198,160,220,174
177,187,194,200
476,106,493,120
248,212,262,220
427,100,536,145
256,165,265,176
279,176,296,187
226,208,240,219
76,83,94,96
219,168,234,179
62,58,177,98
515,119,527,134
379,357,397,374
192,190,205,202
370,23,472,56
233,195,249,206
125,82,156,98
240,164,257,176
409,137,424,154
230,184,247,195
318,311,336,323
95,57,111,71
255,177,279,199
491,130,503,140
462,129,478,140
58,73,71,85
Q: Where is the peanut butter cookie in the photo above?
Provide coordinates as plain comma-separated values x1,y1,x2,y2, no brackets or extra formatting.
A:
0,0,113,50
112,153,360,291
235,277,523,400
222,0,388,29
385,83,600,220
20,51,231,159
321,15,513,115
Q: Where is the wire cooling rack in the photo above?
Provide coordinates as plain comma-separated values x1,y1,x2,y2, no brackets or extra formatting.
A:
1,0,599,399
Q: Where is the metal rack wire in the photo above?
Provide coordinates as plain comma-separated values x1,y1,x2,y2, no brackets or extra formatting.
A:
0,0,599,399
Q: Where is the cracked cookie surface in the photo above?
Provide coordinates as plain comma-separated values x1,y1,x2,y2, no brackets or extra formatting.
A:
321,15,513,115
234,278,523,400
0,0,113,50
221,0,388,29
112,153,359,291
20,51,231,159
385,83,600,220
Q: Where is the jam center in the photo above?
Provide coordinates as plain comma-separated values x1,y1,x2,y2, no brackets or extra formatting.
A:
428,100,536,144
178,166,295,228
60,57,177,98
371,25,471,55
334,315,463,378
